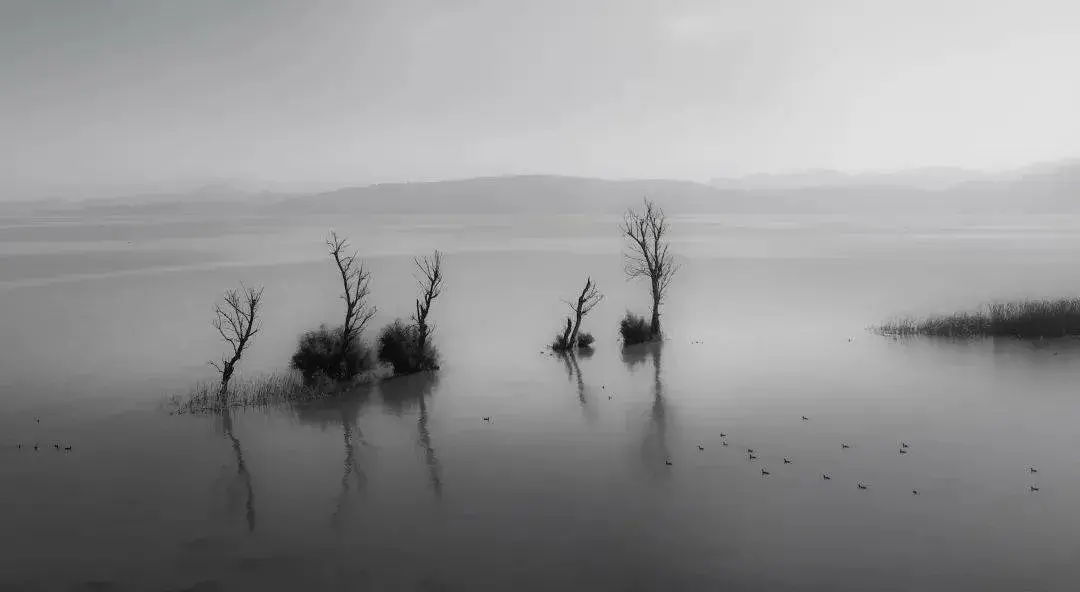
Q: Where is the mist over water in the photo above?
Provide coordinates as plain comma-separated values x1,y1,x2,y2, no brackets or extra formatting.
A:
2,211,1079,590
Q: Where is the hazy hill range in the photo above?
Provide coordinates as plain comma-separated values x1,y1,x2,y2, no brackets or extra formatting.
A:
8,160,1079,218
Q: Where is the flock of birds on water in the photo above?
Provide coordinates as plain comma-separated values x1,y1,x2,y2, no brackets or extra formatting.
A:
11,417,74,453
483,403,1044,495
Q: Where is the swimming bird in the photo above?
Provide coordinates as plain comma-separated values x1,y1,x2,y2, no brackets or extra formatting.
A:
665,459,673,466
35,418,40,424
783,458,792,464
761,468,770,476
748,454,758,461
608,395,613,400
822,473,832,480
901,442,910,448
899,448,908,455
1030,485,1039,492
857,483,868,490
801,416,809,421
720,433,727,438
1029,466,1038,473
16,444,21,450
482,417,491,422
747,448,755,454
33,445,38,451
841,443,850,449
721,441,728,447
64,445,71,452
697,444,704,451
912,489,919,495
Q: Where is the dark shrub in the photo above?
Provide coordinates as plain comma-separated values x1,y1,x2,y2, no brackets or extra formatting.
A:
377,319,439,375
551,333,572,351
620,311,653,346
577,332,595,349
290,324,372,383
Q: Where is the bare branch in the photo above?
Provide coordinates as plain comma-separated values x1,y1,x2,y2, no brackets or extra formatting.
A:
622,198,677,336
326,231,377,378
209,283,264,396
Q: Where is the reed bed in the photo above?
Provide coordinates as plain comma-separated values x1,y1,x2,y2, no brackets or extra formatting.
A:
876,298,1080,339
168,369,388,415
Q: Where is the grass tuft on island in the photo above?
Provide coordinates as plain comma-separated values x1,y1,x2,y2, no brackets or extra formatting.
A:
875,298,1080,339
167,368,390,415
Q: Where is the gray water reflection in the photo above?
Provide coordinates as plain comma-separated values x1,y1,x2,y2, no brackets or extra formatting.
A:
292,386,375,528
559,349,597,425
380,372,443,499
218,409,255,533
622,342,670,478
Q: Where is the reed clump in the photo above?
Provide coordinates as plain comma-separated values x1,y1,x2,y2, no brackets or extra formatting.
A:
876,298,1080,339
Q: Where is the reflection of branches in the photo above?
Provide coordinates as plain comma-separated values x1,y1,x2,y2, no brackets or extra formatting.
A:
380,372,443,499
220,409,255,532
559,352,596,424
332,406,367,529
416,393,443,498
622,342,667,474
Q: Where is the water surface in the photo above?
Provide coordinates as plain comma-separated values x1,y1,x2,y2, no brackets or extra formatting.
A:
2,212,1078,591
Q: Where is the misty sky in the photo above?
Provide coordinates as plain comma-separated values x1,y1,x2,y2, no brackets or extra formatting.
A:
2,0,1079,199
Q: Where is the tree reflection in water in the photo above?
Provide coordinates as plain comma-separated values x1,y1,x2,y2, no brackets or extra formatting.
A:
380,371,443,499
622,342,668,476
218,408,255,532
558,348,597,424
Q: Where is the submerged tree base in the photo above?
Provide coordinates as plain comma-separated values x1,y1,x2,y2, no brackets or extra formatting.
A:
168,368,391,415
875,298,1080,339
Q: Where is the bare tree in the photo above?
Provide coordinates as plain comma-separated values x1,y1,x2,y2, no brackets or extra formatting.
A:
622,198,678,337
327,231,376,378
565,276,603,346
210,285,264,398
551,277,603,351
412,250,444,367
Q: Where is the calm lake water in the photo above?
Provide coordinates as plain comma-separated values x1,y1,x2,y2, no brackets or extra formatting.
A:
3,211,1080,591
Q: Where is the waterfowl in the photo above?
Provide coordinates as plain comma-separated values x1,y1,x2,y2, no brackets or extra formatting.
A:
761,468,770,476
857,483,868,490
697,444,704,451
899,448,908,454
720,433,727,438
901,442,910,448
721,441,728,447
841,443,851,449
822,473,832,480
912,489,919,495
1029,466,1038,473
482,417,491,422
64,445,71,452
33,445,38,451
665,459,673,466
35,418,40,424
801,416,809,421
748,454,758,461
746,448,755,454
53,444,59,450
783,458,792,464
16,444,21,450
1030,485,1039,492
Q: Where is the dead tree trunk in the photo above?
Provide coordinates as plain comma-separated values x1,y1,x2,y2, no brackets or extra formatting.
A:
412,251,444,370
327,232,376,379
622,198,678,338
210,285,264,399
568,277,603,346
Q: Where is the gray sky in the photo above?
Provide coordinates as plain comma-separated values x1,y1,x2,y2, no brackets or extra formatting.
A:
2,0,1078,199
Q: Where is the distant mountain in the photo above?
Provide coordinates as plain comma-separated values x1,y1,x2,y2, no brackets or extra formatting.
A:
710,166,1009,192
10,159,1079,218
277,175,738,215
